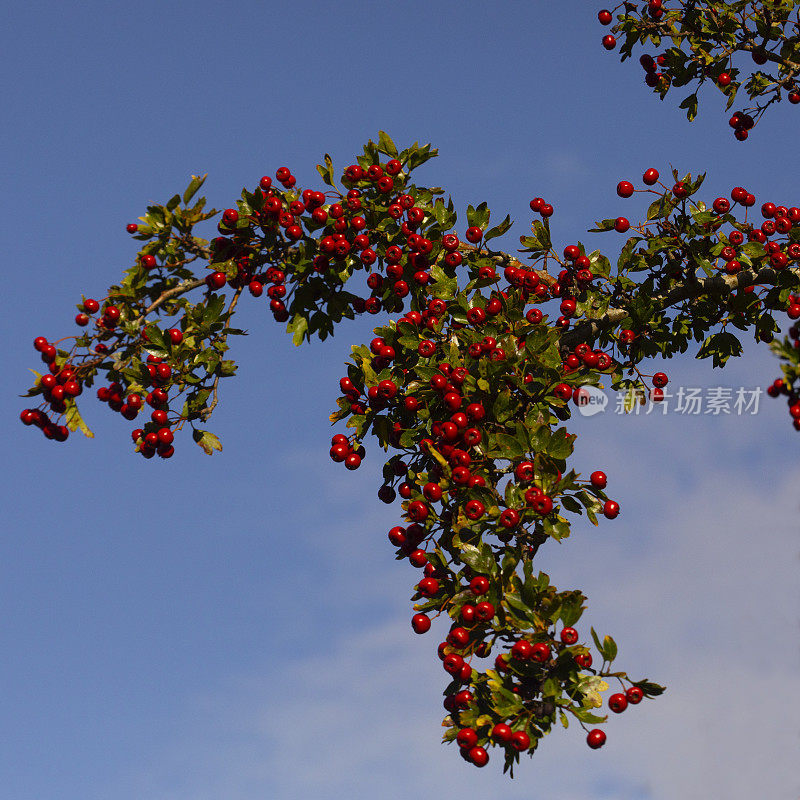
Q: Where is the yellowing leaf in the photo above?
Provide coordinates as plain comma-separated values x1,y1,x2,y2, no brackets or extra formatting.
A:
65,403,94,439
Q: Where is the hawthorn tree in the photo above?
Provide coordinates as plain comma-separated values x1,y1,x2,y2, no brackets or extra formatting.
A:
18,4,800,777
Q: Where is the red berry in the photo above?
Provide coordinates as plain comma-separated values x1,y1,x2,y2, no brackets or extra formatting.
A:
492,723,512,743
587,729,606,749
560,627,579,645
456,728,478,749
602,34,616,50
443,653,464,675
609,692,628,713
590,470,607,489
511,730,531,752
465,499,485,520
616,181,634,198
411,613,431,634
531,642,550,662
344,453,361,470
598,9,612,24
626,686,644,704
718,72,731,87
469,576,489,595
126,223,139,234
468,746,488,767
603,500,620,519
207,271,227,290
465,226,483,243
531,494,553,515
642,168,659,185
713,197,731,215
614,216,630,233
575,652,593,668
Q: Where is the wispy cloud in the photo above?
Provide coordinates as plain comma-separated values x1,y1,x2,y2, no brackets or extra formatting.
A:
116,433,799,800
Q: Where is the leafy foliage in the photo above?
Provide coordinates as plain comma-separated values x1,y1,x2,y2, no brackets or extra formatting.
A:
605,1,800,136
19,131,800,772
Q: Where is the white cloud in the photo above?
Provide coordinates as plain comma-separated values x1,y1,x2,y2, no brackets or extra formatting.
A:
117,420,799,800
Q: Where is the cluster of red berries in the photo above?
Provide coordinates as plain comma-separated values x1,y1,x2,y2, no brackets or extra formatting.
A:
328,433,366,471
529,196,554,218
636,51,670,89
767,320,800,431
93,348,179,458
616,173,800,276
334,366,623,767
203,163,461,325
19,338,87,441
717,194,800,272
432,614,644,763
584,683,645,750
563,342,614,374
598,4,666,49
728,110,756,141
599,5,800,139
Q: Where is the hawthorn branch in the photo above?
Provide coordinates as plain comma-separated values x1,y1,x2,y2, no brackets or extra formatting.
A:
144,277,206,316
199,286,244,422
560,263,800,350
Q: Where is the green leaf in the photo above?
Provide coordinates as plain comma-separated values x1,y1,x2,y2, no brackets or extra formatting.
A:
143,324,168,355
505,591,535,622
560,495,582,514
487,432,525,460
636,680,666,697
546,427,575,459
193,428,222,455
571,709,607,724
183,174,207,205
287,314,309,346
484,214,512,243
588,219,617,233
459,542,494,574
531,219,551,249
317,154,335,187
204,293,226,322
466,202,491,230
646,194,676,221
696,331,742,367
428,264,458,297
377,130,398,158
559,591,585,627
602,635,618,662
678,92,699,121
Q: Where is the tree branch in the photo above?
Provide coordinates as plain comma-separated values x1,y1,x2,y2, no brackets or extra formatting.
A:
560,263,800,349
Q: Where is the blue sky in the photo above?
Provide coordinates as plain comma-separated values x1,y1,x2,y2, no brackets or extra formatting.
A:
2,2,798,798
